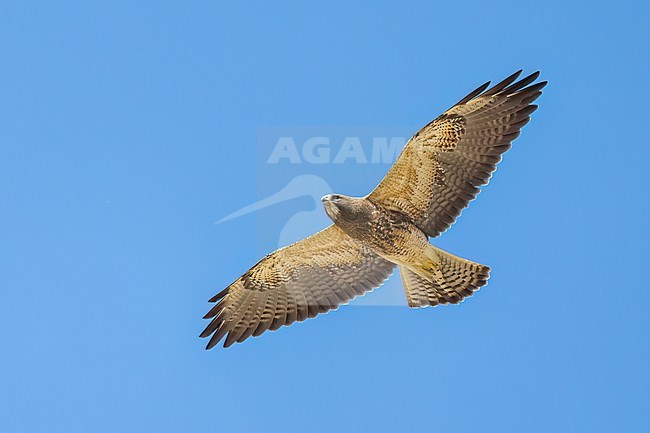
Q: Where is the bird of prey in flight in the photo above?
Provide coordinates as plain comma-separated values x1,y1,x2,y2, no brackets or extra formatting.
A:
201,70,546,349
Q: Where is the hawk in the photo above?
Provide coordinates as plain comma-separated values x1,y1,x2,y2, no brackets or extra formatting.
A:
201,70,546,348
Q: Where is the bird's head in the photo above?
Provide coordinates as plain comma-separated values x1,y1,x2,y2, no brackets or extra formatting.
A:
321,194,368,223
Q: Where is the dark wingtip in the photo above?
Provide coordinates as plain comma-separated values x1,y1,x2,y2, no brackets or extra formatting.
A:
453,80,490,106
208,287,229,303
223,332,238,348
205,337,220,350
515,81,548,98
483,70,523,96
502,71,543,95
453,69,546,107
203,323,229,350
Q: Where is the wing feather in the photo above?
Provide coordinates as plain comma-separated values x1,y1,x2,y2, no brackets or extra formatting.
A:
201,225,395,348
368,71,546,237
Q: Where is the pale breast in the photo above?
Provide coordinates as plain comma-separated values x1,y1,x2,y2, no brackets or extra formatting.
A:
338,202,428,264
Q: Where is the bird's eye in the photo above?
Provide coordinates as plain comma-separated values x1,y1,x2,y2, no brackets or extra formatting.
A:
331,195,340,201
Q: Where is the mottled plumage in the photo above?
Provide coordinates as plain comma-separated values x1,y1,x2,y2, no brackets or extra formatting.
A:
202,70,545,348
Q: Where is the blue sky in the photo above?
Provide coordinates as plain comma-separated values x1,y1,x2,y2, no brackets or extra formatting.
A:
1,1,648,432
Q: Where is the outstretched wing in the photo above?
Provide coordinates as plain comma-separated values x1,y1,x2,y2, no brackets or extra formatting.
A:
200,225,395,348
368,70,546,238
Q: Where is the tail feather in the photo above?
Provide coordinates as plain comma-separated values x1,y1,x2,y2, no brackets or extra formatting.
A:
400,247,490,308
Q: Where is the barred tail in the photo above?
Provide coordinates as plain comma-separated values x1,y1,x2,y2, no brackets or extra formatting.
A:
400,247,490,308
